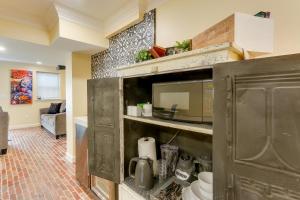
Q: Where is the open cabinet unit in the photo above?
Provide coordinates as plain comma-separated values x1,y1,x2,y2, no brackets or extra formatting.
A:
88,43,250,200
121,68,214,199
88,38,300,199
87,68,216,200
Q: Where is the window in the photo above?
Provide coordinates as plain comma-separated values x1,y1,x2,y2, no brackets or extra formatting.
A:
37,72,60,100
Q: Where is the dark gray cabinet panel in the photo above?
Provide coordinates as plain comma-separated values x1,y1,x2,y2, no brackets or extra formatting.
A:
88,78,121,183
214,54,300,200
75,124,89,189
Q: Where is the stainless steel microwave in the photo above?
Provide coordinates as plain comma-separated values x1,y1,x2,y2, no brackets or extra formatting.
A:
152,80,213,123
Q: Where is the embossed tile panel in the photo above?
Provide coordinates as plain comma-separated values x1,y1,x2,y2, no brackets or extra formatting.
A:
91,10,156,79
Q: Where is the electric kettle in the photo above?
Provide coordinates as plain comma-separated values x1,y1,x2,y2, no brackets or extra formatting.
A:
129,157,154,190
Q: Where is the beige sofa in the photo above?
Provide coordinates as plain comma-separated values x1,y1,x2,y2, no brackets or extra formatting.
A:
40,102,66,139
0,106,9,155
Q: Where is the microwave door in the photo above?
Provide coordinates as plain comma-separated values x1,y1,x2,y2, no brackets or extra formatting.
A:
153,81,204,123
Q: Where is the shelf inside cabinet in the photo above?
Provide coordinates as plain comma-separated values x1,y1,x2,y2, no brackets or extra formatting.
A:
123,115,213,135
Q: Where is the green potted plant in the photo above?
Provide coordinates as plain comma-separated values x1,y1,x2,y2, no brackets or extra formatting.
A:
135,49,152,63
175,40,192,53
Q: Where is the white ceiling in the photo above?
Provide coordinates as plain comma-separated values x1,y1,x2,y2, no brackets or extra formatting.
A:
0,0,169,30
0,0,53,28
0,0,168,66
0,37,69,66
55,0,130,21
0,0,53,17
52,37,106,54
0,0,131,29
0,0,130,66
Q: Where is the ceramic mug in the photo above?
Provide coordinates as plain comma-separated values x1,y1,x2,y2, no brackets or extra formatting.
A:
142,103,152,117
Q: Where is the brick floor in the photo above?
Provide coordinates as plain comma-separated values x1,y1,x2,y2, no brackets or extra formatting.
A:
0,127,94,200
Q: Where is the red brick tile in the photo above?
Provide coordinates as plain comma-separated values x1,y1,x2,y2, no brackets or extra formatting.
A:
0,128,95,200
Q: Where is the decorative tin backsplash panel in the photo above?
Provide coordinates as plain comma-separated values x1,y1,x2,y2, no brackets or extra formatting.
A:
91,10,156,79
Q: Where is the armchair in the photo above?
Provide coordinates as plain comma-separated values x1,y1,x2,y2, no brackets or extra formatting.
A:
40,102,66,139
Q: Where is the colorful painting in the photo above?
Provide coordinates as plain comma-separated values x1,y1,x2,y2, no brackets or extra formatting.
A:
11,69,33,105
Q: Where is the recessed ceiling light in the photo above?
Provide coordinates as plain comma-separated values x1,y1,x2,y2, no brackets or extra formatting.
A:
0,46,6,52
36,61,42,65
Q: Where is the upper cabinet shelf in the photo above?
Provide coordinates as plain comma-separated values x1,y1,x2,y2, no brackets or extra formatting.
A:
117,42,243,78
123,115,213,135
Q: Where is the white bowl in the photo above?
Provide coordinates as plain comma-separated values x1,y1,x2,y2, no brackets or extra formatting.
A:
191,181,212,200
198,172,213,193
199,187,213,200
182,186,199,200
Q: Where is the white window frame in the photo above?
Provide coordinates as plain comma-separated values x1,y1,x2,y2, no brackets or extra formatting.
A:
36,71,61,100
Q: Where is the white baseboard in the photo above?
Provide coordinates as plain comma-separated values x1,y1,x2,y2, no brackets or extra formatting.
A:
65,152,75,163
9,123,41,130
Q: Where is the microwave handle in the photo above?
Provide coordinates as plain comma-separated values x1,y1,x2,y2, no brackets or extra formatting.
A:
171,104,177,112
170,104,178,119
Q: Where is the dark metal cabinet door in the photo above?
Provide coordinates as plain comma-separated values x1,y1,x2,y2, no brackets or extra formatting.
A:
213,54,300,200
88,78,121,184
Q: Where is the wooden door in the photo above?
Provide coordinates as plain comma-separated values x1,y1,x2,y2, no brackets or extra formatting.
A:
88,78,122,183
213,54,300,200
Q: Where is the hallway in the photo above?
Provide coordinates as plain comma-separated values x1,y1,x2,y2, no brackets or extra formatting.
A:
0,127,92,200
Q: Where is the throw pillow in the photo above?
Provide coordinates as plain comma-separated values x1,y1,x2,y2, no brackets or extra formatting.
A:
0,106,3,112
48,103,61,114
60,101,66,113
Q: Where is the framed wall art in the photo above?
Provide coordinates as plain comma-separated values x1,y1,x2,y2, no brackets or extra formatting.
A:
11,69,33,105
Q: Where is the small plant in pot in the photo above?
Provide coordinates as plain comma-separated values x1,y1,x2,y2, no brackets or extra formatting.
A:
135,49,152,63
175,40,192,53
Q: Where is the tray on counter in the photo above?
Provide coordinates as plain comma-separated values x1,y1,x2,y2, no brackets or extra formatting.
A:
150,177,190,200
123,176,190,200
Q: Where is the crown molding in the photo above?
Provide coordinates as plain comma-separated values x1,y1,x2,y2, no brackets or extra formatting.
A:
54,2,104,32
44,3,59,31
104,0,146,38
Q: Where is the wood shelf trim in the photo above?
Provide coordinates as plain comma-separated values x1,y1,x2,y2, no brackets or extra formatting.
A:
123,115,213,135
118,42,242,71
117,42,243,78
